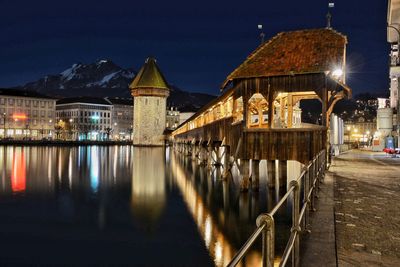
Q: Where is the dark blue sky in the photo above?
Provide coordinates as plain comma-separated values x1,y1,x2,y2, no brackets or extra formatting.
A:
0,0,389,95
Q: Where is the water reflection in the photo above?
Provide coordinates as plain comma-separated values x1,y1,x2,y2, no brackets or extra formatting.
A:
131,147,166,229
0,146,297,266
11,147,26,193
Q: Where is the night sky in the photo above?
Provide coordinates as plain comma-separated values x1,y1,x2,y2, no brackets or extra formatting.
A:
0,0,389,96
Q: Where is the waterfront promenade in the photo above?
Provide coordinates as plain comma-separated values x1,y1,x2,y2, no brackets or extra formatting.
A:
302,150,400,267
333,150,400,266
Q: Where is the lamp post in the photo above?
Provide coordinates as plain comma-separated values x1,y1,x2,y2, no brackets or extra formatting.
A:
69,118,73,140
114,122,118,140
388,23,400,148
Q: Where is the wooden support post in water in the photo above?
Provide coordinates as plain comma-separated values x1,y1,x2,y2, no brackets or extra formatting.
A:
278,160,287,189
199,144,207,166
213,145,222,166
206,145,213,170
222,146,231,179
191,144,197,161
186,142,192,157
267,160,276,189
240,159,250,192
252,159,260,191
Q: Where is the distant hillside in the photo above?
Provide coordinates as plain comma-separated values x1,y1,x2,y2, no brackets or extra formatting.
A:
14,59,216,111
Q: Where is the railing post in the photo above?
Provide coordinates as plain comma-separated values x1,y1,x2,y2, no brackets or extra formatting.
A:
290,180,300,267
308,162,313,212
256,214,275,267
310,161,316,212
303,168,310,232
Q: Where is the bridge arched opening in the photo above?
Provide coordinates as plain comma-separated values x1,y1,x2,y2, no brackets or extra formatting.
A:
248,93,268,128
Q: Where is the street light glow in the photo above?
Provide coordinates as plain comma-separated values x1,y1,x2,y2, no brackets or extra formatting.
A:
332,69,343,78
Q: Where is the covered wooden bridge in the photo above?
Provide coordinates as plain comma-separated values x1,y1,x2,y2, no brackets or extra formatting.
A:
171,28,351,191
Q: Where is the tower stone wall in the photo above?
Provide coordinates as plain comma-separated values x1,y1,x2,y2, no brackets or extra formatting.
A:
133,96,167,146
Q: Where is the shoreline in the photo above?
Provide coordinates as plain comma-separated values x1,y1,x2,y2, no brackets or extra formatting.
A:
0,140,133,146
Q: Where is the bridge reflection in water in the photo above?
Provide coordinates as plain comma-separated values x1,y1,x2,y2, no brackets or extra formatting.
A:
0,146,301,266
169,147,303,266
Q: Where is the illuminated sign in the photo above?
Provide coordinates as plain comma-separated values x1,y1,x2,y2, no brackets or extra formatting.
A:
91,115,100,120
12,114,28,120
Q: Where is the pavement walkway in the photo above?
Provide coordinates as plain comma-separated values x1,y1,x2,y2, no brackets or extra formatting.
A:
301,150,400,267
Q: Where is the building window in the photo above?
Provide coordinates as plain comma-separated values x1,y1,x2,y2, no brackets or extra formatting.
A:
8,99,14,105
0,98,4,105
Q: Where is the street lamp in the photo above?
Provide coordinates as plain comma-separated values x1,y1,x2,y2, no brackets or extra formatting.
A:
69,118,73,140
388,23,400,148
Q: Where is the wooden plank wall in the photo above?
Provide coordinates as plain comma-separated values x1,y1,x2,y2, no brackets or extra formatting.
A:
174,117,326,164
241,129,326,164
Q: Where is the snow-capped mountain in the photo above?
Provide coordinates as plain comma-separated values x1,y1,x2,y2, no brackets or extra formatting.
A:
15,59,216,111
19,60,136,96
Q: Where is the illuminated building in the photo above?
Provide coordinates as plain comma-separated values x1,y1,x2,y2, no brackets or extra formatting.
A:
166,107,180,130
0,89,56,139
105,97,133,140
56,97,112,140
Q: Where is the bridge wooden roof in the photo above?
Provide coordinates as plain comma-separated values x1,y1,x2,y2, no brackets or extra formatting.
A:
222,28,347,89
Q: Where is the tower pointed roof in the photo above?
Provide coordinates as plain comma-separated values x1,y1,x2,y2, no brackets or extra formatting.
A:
129,57,169,90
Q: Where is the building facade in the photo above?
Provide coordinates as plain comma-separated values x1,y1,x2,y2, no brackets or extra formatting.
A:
166,107,180,130
105,97,133,140
130,57,170,146
344,120,376,144
0,89,56,139
388,0,400,146
56,97,112,140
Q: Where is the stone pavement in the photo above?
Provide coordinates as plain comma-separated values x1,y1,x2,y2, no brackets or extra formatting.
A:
301,150,400,267
332,150,400,267
300,169,337,267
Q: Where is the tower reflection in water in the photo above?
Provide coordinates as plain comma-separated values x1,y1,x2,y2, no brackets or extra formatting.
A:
131,147,166,230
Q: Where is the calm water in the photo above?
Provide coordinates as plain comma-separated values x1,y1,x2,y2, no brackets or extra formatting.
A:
0,146,301,266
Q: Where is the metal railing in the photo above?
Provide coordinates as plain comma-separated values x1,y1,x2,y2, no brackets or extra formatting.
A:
228,150,327,267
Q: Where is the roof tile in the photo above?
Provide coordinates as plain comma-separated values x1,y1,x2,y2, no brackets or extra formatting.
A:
222,28,347,88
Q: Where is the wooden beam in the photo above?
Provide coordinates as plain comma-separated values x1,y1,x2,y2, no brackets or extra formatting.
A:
287,93,294,128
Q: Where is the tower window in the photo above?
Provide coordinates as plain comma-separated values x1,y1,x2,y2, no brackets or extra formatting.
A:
145,98,148,105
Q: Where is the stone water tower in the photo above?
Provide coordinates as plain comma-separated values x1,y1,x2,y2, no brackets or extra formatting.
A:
129,57,170,146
